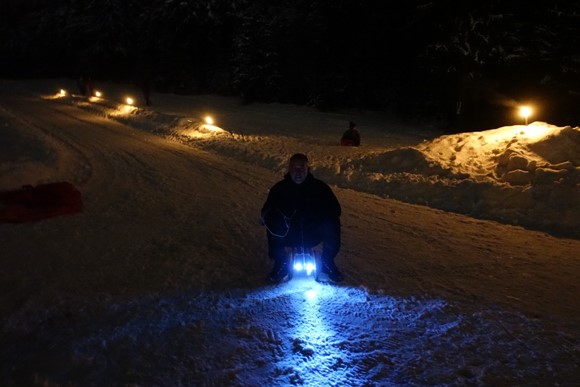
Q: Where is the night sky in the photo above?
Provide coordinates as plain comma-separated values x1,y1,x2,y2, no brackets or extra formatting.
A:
1,0,579,131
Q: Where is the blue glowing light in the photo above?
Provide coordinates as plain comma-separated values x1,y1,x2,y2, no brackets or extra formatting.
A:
293,253,316,276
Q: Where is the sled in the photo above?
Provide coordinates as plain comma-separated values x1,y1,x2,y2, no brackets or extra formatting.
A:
0,182,83,223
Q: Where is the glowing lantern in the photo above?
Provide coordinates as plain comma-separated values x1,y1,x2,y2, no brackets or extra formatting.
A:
59,89,66,96
94,90,102,98
126,97,134,105
204,116,214,125
519,106,533,125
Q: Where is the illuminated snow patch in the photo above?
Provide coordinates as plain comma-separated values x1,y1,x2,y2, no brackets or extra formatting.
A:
107,104,138,116
304,289,317,300
2,288,576,385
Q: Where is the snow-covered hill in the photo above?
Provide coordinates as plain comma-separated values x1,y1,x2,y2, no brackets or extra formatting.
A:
1,79,579,386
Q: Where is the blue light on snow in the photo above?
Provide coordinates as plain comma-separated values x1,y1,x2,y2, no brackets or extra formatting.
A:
304,289,317,300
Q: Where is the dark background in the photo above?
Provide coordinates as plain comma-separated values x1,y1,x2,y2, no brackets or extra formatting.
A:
1,0,579,132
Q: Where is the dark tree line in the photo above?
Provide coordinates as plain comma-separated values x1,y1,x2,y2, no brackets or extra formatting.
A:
1,0,579,129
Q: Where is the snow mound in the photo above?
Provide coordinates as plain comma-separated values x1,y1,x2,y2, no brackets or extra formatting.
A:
418,122,578,184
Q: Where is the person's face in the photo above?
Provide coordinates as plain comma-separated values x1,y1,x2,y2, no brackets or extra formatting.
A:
289,159,308,184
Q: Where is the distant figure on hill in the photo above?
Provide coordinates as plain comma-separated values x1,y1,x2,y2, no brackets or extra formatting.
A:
340,121,361,146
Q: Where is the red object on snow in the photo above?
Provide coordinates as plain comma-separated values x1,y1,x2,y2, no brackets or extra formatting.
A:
0,182,83,223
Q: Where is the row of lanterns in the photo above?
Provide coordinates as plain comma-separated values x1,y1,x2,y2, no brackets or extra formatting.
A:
58,87,533,126
59,88,135,106
57,88,216,127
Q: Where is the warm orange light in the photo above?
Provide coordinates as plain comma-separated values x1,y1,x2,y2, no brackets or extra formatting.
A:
204,115,214,125
94,90,102,97
519,106,533,124
126,97,134,105
59,89,66,96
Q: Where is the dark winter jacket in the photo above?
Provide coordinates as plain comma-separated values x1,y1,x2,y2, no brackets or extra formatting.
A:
340,128,360,146
261,172,341,235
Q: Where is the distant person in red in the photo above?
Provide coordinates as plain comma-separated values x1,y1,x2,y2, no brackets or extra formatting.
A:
340,121,361,146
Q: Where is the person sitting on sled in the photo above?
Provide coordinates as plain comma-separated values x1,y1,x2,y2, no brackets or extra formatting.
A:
340,121,361,146
261,153,343,283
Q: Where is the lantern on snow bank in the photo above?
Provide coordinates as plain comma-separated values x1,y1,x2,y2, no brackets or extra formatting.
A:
519,105,533,125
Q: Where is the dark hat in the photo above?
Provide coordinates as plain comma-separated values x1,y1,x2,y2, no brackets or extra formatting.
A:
349,121,356,129
290,153,308,163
